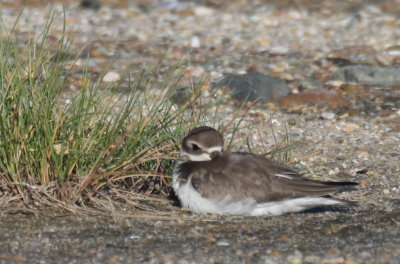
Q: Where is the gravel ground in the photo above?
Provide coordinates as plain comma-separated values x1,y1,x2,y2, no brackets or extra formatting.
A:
0,203,399,263
1,0,400,263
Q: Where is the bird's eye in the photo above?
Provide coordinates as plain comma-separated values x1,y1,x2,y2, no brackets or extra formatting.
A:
192,144,200,151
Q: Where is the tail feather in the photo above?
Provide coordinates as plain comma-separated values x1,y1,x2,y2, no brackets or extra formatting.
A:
282,180,358,197
250,196,357,216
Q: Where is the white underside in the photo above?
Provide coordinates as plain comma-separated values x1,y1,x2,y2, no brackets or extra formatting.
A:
173,169,344,216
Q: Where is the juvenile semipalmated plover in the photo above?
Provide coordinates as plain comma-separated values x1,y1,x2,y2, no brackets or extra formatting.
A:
173,126,358,216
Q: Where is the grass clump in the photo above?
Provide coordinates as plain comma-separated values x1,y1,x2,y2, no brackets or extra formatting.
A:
0,13,209,214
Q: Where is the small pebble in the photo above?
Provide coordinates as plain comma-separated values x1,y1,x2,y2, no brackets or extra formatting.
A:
191,36,201,48
216,240,230,246
103,72,121,82
342,123,359,133
128,234,141,240
287,250,303,264
193,6,215,16
321,112,336,120
154,221,164,228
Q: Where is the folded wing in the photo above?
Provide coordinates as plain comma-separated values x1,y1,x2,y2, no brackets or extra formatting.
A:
190,152,357,203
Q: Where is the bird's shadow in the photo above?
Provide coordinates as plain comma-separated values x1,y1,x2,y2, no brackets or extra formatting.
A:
169,192,181,207
302,205,355,214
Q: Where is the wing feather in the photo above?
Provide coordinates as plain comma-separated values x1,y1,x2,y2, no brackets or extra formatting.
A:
184,152,357,203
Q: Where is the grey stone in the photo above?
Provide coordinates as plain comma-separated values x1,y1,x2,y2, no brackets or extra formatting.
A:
332,65,400,87
80,0,101,9
213,72,290,103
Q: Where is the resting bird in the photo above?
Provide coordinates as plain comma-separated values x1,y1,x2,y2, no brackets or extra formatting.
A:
173,126,358,216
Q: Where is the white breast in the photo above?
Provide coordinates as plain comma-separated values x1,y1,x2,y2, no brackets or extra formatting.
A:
172,163,220,214
172,163,256,215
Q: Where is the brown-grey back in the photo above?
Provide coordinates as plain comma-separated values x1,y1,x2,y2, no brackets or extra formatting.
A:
176,152,356,203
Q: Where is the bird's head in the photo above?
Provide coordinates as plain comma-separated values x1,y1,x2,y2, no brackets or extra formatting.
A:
180,126,224,162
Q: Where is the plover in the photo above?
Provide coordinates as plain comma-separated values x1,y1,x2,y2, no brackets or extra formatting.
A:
173,126,357,216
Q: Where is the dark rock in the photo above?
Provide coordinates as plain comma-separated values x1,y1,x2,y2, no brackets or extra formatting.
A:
332,65,400,87
80,0,101,9
213,72,290,103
